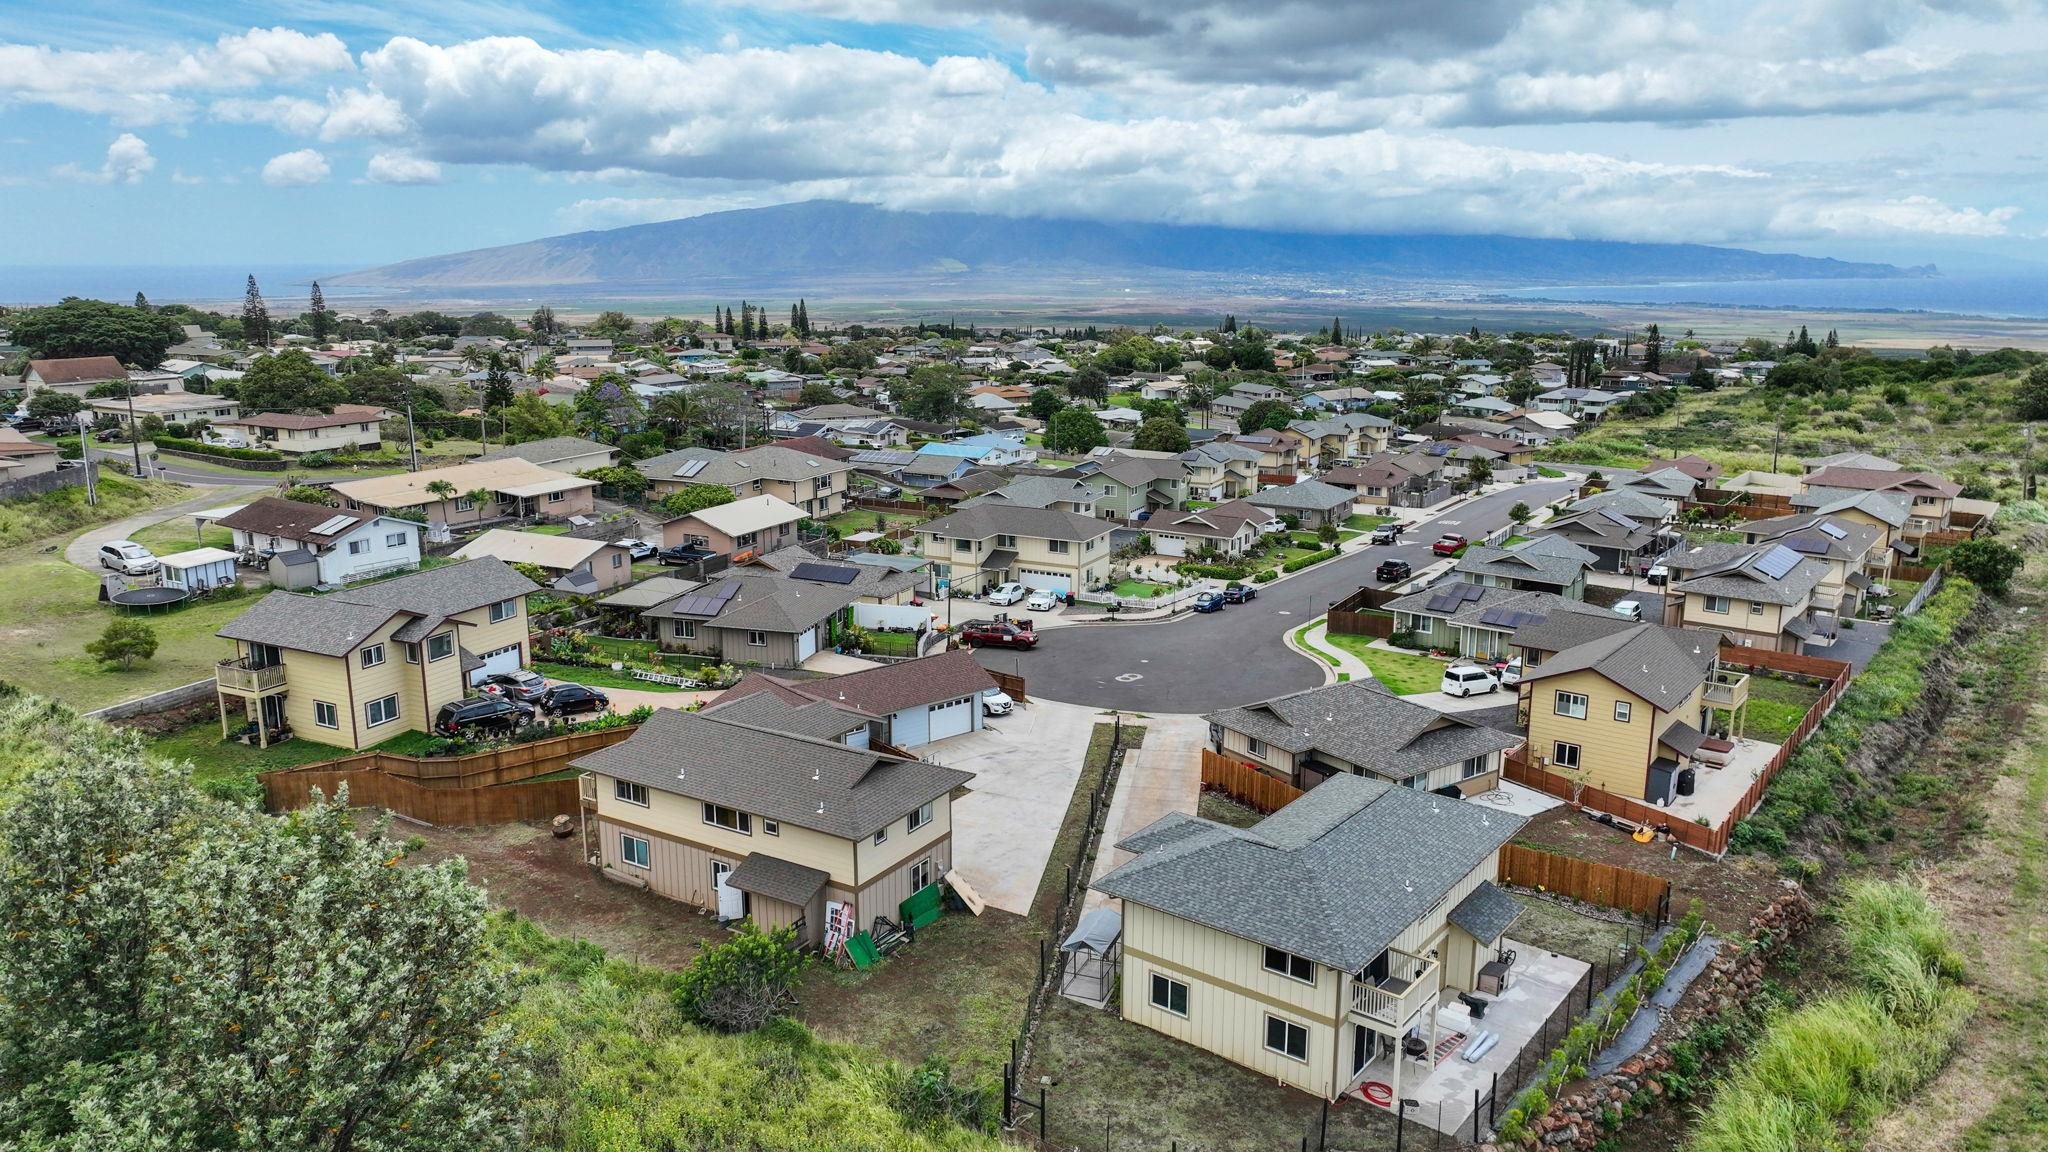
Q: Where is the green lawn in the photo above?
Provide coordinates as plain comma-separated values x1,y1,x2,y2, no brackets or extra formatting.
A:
1343,513,1394,531
825,508,922,537
0,473,195,551
146,722,442,799
129,518,234,556
587,635,662,661
1744,674,1825,743
532,661,686,692
525,523,570,536
1112,580,1171,598
1319,631,1449,694
1503,534,1532,547
1186,500,1217,510
858,630,920,657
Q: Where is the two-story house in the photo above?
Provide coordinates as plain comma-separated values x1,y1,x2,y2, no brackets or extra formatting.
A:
1661,542,1832,651
957,476,1098,515
635,444,853,518
642,548,925,668
918,504,1114,597
1532,505,1664,574
1799,465,1961,540
1179,442,1263,501
1283,415,1392,469
1320,454,1447,510
1095,775,1527,1103
214,496,424,587
574,706,974,948
213,404,391,454
1231,432,1302,481
657,493,805,560
1737,513,1888,609
1453,536,1596,600
1205,680,1524,793
212,558,538,750
1071,452,1188,521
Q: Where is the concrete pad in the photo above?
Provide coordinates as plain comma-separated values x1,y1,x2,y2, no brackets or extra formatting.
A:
801,650,885,674
1462,780,1564,819
925,699,1107,916
1664,736,1779,827
1085,712,1208,912
1403,687,1514,714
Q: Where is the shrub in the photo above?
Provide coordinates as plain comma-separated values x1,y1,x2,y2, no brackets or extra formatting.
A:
1175,561,1251,580
889,1056,999,1134
298,450,336,467
152,435,285,462
1252,569,1278,583
673,923,807,1033
85,618,158,669
1282,548,1338,572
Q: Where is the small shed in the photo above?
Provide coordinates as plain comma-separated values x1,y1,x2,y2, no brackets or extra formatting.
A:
157,547,240,593
268,548,321,590
1059,906,1123,1008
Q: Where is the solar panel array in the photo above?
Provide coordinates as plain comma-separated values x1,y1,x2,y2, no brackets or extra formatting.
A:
1818,521,1847,539
670,578,741,617
1477,606,1548,629
789,562,860,585
1783,536,1832,555
673,459,709,478
1423,584,1485,613
310,514,360,535
1753,544,1802,580
1598,508,1641,530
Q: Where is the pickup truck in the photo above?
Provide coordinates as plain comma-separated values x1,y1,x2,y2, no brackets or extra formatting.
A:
959,618,1038,649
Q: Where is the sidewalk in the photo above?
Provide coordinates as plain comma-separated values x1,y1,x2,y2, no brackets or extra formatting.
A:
1288,620,1373,685
1083,713,1207,913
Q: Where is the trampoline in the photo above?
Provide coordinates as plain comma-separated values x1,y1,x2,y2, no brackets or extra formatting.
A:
100,582,191,612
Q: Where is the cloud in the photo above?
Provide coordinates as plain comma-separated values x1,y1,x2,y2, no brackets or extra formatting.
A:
210,88,409,139
53,133,156,184
0,27,352,125
1778,195,2023,237
262,148,331,186
365,151,442,184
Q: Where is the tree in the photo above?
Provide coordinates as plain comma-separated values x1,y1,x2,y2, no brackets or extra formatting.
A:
235,349,348,413
1316,520,1340,545
85,618,157,669
1565,339,1599,387
241,274,272,348
1509,501,1532,526
280,483,334,505
1066,364,1110,403
1330,316,1343,344
133,291,150,312
1643,323,1662,373
1132,417,1191,453
1237,398,1295,434
586,310,632,341
1222,314,1238,334
25,391,84,424
423,479,459,512
2016,364,2048,420
529,306,559,338
797,382,839,407
578,464,649,500
796,299,811,336
482,353,514,412
902,365,967,423
1948,539,2023,596
1504,370,1542,406
1047,407,1108,455
674,922,807,1033
307,281,332,343
1466,456,1495,486
12,297,184,366
660,483,738,517
1025,387,1065,422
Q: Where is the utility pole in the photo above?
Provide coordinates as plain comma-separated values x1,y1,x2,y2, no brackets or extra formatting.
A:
406,400,420,471
76,412,97,505
126,385,143,478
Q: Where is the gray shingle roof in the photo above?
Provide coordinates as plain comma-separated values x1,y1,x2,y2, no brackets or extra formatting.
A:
1741,514,1881,562
1516,622,1718,711
958,475,1098,510
725,852,831,906
1455,536,1596,588
1791,488,1911,528
1204,681,1522,781
572,708,973,840
477,436,614,467
1094,775,1523,970
1447,880,1522,945
703,691,870,741
1246,479,1357,512
217,592,399,657
1384,586,1613,631
216,557,538,657
635,444,849,485
920,503,1113,543
1669,546,1829,606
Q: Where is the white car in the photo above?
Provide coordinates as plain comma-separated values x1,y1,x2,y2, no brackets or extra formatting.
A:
982,689,1015,717
1440,664,1500,697
1496,658,1524,687
98,540,160,575
1024,589,1059,612
986,582,1028,606
1613,599,1645,621
204,432,250,449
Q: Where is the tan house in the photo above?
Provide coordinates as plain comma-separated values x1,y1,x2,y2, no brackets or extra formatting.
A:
0,427,60,480
214,404,391,454
918,502,1114,596
1230,432,1301,479
1786,489,1910,555
573,705,974,949
1283,415,1391,468
1661,542,1831,651
1736,514,1888,608
1146,499,1278,558
212,558,539,750
1180,442,1263,501
636,444,854,518
658,494,805,560
1205,680,1523,793
1321,454,1445,509
89,392,241,428
477,435,619,475
1799,465,1961,540
641,548,925,668
453,528,634,593
331,458,598,525
22,356,129,397
1096,775,1527,1102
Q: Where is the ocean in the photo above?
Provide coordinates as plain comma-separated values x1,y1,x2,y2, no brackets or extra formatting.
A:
1486,274,2048,320
0,265,362,310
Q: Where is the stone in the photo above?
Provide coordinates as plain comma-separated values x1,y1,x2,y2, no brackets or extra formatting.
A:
1542,1125,1580,1146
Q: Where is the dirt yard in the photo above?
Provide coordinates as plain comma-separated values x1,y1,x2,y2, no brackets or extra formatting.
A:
1513,807,1787,936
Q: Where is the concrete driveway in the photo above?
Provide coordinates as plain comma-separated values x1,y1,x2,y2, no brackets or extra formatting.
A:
63,485,250,573
923,698,1110,915
1084,712,1208,913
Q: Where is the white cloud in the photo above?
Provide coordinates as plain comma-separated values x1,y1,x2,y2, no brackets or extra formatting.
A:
171,171,207,185
53,133,156,184
0,28,352,125
365,151,442,184
1779,195,2022,237
262,148,331,186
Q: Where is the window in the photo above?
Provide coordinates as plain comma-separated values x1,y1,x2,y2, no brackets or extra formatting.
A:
747,630,768,647
1264,1015,1309,1062
1702,595,1731,615
1749,601,1766,615
908,857,934,891
1461,755,1490,779
489,598,518,623
1048,539,1071,554
1263,946,1315,984
762,819,779,837
1553,691,1588,719
427,633,454,661
385,531,406,548
360,643,386,669
1150,973,1189,1017
1247,736,1267,757
348,539,371,555
404,641,424,664
702,803,750,834
873,824,889,845
674,620,698,640
1553,741,1582,770
611,552,623,568
954,538,972,552
1613,701,1632,723
455,498,475,512
614,780,649,807
908,801,934,832
313,701,339,729
548,490,565,502
365,694,399,727
735,531,758,548
620,833,651,869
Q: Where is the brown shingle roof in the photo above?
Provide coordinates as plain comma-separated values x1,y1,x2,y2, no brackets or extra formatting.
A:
214,496,382,543
28,356,126,385
219,404,389,431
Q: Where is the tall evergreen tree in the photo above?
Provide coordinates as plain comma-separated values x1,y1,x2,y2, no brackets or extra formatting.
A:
133,291,150,313
529,306,557,338
797,299,810,336
1643,323,1662,373
1331,316,1342,344
1223,314,1237,334
741,302,754,342
791,304,801,334
241,274,271,348
308,282,332,343
1825,328,1840,349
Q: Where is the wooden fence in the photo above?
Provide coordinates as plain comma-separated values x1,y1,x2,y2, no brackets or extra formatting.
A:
990,670,1028,705
1200,748,1304,813
850,496,930,515
1497,843,1671,922
1503,751,1728,854
259,725,641,825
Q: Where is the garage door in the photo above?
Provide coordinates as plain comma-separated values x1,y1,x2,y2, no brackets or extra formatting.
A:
926,695,974,742
1018,568,1071,595
795,626,818,663
471,643,522,686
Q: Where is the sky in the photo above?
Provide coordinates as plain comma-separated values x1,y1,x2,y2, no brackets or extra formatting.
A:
1,0,2045,273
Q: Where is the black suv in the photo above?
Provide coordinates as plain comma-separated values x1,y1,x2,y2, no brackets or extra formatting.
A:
1222,582,1256,603
539,683,610,716
435,696,536,735
1375,559,1413,583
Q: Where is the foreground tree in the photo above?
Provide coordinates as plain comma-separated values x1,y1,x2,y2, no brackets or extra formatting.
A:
1236,398,1295,435
12,297,184,367
1132,417,1190,454
2016,363,2048,421
502,392,576,442
660,483,738,518
1047,407,1108,455
234,348,348,414
1947,539,2023,597
242,274,272,349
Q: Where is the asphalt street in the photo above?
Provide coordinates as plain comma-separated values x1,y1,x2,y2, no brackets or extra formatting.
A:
972,479,1577,712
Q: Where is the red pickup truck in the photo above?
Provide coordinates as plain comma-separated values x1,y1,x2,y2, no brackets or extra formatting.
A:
960,618,1038,649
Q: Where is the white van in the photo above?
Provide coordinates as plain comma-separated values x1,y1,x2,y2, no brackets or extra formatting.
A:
1440,664,1499,698
1612,600,1645,621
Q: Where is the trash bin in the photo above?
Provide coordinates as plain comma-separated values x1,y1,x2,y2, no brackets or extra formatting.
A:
1676,767,1697,797
1064,592,1076,607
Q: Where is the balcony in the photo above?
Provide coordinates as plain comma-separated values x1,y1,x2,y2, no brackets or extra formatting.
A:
1703,669,1750,710
1349,948,1441,1027
215,657,286,695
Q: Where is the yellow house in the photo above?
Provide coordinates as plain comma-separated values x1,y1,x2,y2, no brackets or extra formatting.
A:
1513,620,1722,803
330,458,599,525
1787,489,1910,559
212,557,539,750
572,704,974,949
1181,442,1262,501
1095,775,1527,1102
918,503,1113,596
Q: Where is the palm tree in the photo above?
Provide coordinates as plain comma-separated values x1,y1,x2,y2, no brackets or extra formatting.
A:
423,479,458,519
461,345,489,371
1183,382,1214,430
465,487,495,518
648,393,696,446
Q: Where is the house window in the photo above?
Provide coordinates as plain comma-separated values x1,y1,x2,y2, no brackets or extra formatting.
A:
674,620,698,640
1702,595,1731,615
1749,601,1766,615
620,833,651,869
1614,701,1632,723
1246,736,1267,757
489,598,518,623
1264,1015,1310,1062
702,803,751,834
427,633,454,661
908,857,934,891
1553,691,1588,719
954,538,972,552
908,801,934,832
403,642,420,664
455,498,476,512
1263,946,1316,984
364,694,399,727
548,490,565,502
747,630,768,647
614,780,649,807
1150,973,1190,1017
1048,539,1070,554
1461,755,1489,779
360,644,386,669
873,824,889,845
1553,741,1582,770
385,532,407,547
313,701,338,729
348,539,371,555
762,819,779,837
611,552,623,568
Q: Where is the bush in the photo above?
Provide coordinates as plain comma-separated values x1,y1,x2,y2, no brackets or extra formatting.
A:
85,618,158,669
152,435,285,462
1282,548,1338,573
1252,569,1278,583
298,450,335,467
1175,561,1252,580
673,923,808,1033
889,1056,999,1134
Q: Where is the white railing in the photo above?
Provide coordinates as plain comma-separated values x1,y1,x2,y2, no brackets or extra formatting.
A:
1349,950,1441,1026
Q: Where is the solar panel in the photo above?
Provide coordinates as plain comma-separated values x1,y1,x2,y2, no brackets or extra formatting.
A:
309,514,360,535
673,459,708,478
1818,521,1847,540
671,578,741,617
1783,536,1831,555
1425,593,1465,613
1477,606,1512,627
790,562,859,585
1754,544,1802,580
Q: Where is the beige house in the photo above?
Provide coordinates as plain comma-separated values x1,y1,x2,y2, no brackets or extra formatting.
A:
1799,465,1961,539
1180,442,1262,501
1736,514,1888,609
214,404,391,454
1205,680,1523,793
453,528,634,593
1661,542,1831,651
477,435,619,475
1283,415,1391,468
90,392,241,427
331,458,598,525
636,444,854,518
1096,775,1527,1102
573,705,974,948
641,547,926,668
22,356,129,397
1146,499,1277,558
658,493,805,559
917,503,1114,596
0,427,60,479
212,558,538,750
1230,432,1301,478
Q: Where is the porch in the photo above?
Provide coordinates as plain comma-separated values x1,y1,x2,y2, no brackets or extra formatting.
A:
215,654,291,749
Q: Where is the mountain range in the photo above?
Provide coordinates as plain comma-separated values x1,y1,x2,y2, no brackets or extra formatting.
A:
329,200,1925,293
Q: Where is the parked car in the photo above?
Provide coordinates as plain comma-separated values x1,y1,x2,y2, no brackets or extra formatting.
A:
1612,599,1645,621
614,538,657,561
1644,564,1670,586
434,696,536,735
1192,591,1226,613
1024,589,1059,612
203,432,250,449
1440,664,1500,697
1495,657,1524,687
1368,524,1403,545
98,540,159,575
657,543,715,567
479,669,549,703
1222,582,1256,603
982,688,1015,717
960,618,1038,648
986,582,1029,606
1375,558,1412,583
539,683,611,716
1430,534,1468,556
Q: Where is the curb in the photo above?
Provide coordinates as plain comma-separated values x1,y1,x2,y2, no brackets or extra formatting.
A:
1282,617,1342,686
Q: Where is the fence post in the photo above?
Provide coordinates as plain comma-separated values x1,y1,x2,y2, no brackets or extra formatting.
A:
1473,1089,1482,1143
1489,1072,1498,1126
1002,1061,1014,1127
1040,1085,1047,1145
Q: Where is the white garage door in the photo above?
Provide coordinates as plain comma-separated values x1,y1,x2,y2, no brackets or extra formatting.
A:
1018,568,1071,595
471,643,522,686
1155,534,1188,557
926,695,974,742
795,626,818,663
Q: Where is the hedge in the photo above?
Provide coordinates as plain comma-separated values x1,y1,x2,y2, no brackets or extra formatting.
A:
1175,561,1252,580
1281,548,1338,573
153,435,285,462
1252,569,1279,583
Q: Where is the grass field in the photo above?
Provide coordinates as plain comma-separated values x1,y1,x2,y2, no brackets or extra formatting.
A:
1112,579,1170,598
0,474,194,551
128,518,234,556
158,439,494,482
146,721,441,797
1344,513,1394,531
824,508,922,537
1744,674,1825,743
1319,631,1449,694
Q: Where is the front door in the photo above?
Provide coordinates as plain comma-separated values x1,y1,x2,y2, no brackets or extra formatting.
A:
712,861,745,921
259,694,287,731
1353,1022,1370,1074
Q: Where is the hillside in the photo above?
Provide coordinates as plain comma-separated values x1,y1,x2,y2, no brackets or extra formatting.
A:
328,200,1919,292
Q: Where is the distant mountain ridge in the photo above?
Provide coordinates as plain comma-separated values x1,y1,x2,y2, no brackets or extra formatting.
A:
329,200,1924,291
